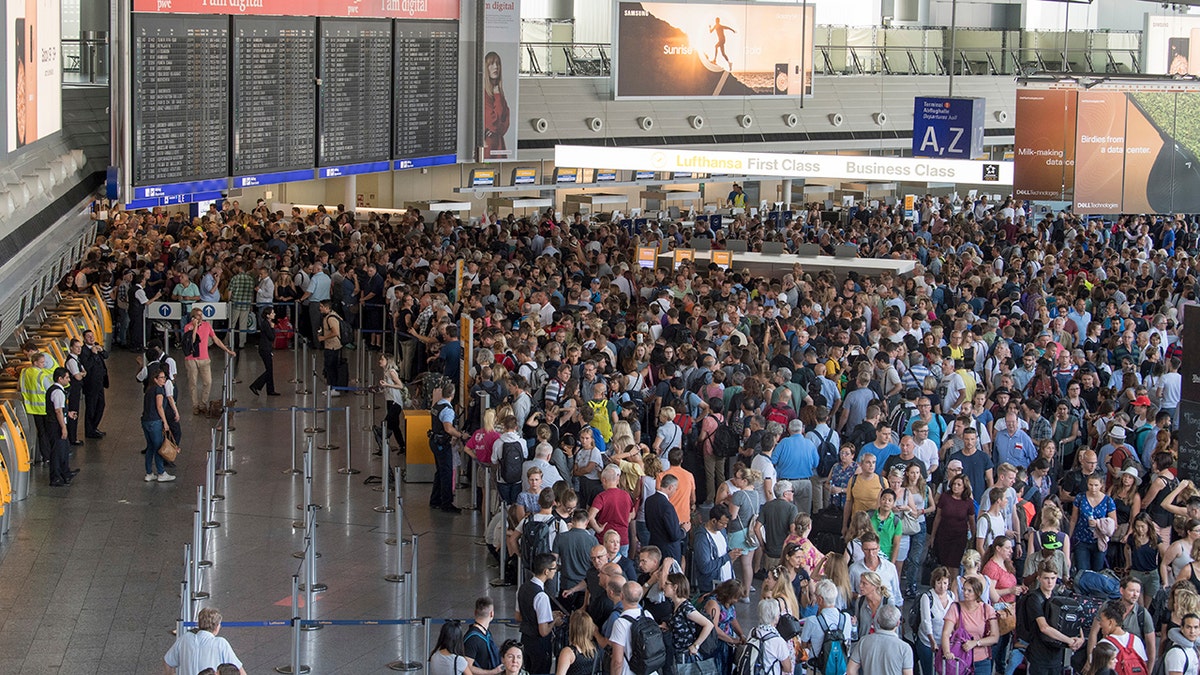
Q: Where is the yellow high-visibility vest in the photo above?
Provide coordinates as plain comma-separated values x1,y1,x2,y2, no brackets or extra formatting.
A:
19,366,51,415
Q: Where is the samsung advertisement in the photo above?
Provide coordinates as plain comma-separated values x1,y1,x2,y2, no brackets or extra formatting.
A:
7,0,60,152
614,1,814,99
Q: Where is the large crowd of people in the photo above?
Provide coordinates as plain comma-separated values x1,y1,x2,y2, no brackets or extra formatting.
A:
66,195,1200,674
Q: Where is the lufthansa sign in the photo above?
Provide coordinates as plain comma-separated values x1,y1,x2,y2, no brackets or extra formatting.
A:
554,145,1014,186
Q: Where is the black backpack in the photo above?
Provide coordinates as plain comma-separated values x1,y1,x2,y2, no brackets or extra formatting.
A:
815,426,839,478
733,626,779,675
499,440,526,485
619,611,667,674
708,414,741,458
182,324,201,358
519,515,555,567
904,590,933,643
331,313,352,346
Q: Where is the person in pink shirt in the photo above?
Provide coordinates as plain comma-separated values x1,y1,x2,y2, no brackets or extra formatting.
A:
183,307,236,416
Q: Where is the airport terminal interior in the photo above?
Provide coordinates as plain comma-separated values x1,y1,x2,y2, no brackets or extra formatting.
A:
2,0,1200,673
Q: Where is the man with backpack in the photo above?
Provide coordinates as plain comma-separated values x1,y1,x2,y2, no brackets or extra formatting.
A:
845,604,910,675
801,580,851,675
734,599,794,675
1018,564,1085,675
806,406,841,510
1159,613,1200,675
609,580,667,675
492,415,527,506
317,300,348,392
1095,600,1150,675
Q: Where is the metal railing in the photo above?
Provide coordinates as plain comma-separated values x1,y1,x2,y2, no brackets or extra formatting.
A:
62,35,109,84
518,27,1142,78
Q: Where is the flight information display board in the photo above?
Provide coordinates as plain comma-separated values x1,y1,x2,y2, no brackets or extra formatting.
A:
318,19,392,168
393,20,459,163
232,17,317,179
132,15,230,187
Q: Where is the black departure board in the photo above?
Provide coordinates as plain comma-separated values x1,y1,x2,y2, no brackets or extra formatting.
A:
132,15,230,187
318,19,392,167
232,17,317,177
393,21,459,160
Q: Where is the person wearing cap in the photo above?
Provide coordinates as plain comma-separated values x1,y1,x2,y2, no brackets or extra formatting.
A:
1099,426,1137,483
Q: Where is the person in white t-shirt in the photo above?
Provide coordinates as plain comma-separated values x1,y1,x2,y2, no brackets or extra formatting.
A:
751,598,795,675
163,607,246,675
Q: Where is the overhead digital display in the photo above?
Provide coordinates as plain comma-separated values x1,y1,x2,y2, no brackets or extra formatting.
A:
393,20,458,164
232,17,317,180
132,14,230,187
318,18,392,169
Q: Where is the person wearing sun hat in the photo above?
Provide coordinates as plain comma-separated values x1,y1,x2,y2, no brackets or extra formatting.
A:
1100,425,1137,483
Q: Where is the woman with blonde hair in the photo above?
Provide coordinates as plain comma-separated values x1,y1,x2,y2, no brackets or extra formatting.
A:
611,420,636,457
725,465,763,603
653,406,682,466
554,611,599,675
1165,583,1200,634
761,565,800,618
816,551,853,611
466,408,501,465
960,549,999,604
852,571,891,646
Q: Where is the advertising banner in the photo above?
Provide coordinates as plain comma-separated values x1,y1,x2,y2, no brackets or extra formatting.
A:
131,0,461,20
7,0,61,152
615,1,814,99
555,144,1013,185
481,0,519,160
1014,88,1077,202
1073,91,1127,213
911,97,985,159
1144,14,1200,76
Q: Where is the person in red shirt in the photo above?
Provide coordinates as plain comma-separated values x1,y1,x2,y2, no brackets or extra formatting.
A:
588,465,634,555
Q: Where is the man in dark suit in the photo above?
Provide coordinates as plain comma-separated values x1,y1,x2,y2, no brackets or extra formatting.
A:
646,474,690,562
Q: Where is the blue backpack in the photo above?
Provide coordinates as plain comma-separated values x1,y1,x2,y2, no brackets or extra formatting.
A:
1076,570,1121,599
815,612,849,675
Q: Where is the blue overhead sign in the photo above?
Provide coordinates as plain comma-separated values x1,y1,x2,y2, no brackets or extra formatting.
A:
912,97,986,159
133,178,229,201
125,190,226,210
232,169,316,189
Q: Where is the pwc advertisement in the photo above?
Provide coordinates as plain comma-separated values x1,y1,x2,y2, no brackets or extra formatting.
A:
131,0,460,20
7,0,62,152
615,1,815,99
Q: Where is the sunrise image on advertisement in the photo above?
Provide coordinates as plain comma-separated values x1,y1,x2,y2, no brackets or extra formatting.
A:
615,1,814,99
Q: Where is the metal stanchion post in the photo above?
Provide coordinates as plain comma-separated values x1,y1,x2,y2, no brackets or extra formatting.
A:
319,388,337,450
176,579,188,637
295,437,319,523
182,543,198,615
300,505,327,594
338,405,358,474
207,440,224,502
290,307,302,385
188,511,210,600
374,420,394,512
275,575,311,674
193,508,211,569
385,468,404,562
284,407,302,475
221,404,235,452
201,475,220,529
293,505,321,559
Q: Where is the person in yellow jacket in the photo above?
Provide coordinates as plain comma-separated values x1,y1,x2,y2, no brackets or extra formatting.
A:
19,351,54,465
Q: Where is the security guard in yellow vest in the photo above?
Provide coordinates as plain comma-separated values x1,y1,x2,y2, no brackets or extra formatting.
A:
19,352,54,464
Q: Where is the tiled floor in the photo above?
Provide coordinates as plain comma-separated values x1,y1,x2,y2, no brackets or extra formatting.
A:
0,348,513,674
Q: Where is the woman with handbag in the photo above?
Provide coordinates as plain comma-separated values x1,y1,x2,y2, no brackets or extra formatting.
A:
724,466,762,604
939,576,1000,675
663,573,717,675
141,366,176,482
982,536,1025,675
703,579,746,675
899,463,933,599
916,567,956,675
851,571,893,646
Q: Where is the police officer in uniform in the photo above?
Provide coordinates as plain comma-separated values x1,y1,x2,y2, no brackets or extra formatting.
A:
430,381,467,513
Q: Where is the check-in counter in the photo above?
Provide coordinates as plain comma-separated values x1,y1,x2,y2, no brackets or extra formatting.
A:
402,410,434,483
